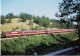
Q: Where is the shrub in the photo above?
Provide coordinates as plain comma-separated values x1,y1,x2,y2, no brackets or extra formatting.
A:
1,32,78,55
12,28,16,31
7,19,11,23
15,26,19,29
1,35,56,54
1,15,6,24
1,32,7,38
21,28,26,31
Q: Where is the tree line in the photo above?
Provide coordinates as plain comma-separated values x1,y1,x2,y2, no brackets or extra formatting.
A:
1,13,57,27
1,12,74,29
1,13,33,24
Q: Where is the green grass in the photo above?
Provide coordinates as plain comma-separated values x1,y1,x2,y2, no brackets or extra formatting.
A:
1,32,78,55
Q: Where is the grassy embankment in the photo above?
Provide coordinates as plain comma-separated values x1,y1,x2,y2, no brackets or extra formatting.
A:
1,32,78,55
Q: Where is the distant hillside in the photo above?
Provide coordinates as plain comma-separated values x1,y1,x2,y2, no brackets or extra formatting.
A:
1,18,44,32
1,13,74,32
1,18,60,32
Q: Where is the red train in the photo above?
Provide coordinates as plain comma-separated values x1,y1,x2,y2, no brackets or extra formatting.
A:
5,29,75,37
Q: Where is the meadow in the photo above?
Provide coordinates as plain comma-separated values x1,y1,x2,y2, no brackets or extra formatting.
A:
1,18,42,32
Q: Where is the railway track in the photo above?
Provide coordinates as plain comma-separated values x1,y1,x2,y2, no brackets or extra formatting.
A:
1,29,75,40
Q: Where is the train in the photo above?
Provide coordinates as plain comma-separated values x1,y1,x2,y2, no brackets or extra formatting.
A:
4,29,75,37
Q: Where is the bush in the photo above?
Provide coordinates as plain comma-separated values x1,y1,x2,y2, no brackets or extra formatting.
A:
21,18,26,22
33,26,39,30
1,35,56,54
12,28,16,31
15,26,19,29
1,32,6,38
7,19,11,23
1,32,78,55
1,15,6,24
21,28,26,31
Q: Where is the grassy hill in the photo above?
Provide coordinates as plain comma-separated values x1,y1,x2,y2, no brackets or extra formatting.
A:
1,18,44,32
1,13,74,32
1,18,59,32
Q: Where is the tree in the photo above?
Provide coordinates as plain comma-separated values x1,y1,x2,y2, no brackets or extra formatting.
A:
34,16,40,24
19,13,27,22
57,0,80,38
14,15,18,18
1,15,6,24
34,16,50,28
19,13,33,22
6,13,14,19
40,16,50,28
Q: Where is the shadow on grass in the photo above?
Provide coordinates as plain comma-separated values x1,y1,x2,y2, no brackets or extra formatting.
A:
50,34,72,44
37,34,80,55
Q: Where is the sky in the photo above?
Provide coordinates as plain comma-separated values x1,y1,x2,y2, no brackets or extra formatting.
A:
1,0,62,19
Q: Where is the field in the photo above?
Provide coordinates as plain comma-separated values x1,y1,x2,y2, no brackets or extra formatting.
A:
1,18,44,32
1,18,59,33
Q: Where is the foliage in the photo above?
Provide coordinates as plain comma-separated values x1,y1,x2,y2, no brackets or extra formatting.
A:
58,0,80,36
29,20,33,29
19,13,26,22
1,12,70,29
1,32,6,38
59,0,80,17
12,26,19,31
21,28,26,31
19,13,33,22
14,15,18,18
60,32,78,41
7,19,11,23
15,26,19,29
21,19,26,22
1,32,78,54
12,28,16,31
33,15,69,28
6,13,14,19
1,35,56,54
33,26,39,30
1,15,6,24
34,16,50,28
